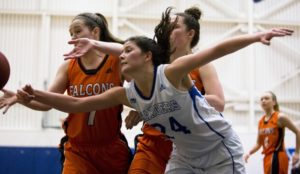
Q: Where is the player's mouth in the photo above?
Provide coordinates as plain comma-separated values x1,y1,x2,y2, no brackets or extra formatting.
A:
120,61,127,65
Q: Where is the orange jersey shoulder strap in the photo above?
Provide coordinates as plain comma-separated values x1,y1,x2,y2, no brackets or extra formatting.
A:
189,68,205,94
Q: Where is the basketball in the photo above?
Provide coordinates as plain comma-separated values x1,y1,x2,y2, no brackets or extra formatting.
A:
0,51,10,90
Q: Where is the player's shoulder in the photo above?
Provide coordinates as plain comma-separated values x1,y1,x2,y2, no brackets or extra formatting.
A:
277,112,289,122
107,54,120,63
62,59,72,66
258,115,265,124
56,59,72,73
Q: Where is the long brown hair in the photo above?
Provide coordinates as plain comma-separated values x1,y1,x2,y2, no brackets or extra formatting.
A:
126,7,177,66
267,91,280,111
73,12,123,43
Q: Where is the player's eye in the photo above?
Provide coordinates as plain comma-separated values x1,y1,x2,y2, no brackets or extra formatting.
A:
75,30,81,34
125,48,132,53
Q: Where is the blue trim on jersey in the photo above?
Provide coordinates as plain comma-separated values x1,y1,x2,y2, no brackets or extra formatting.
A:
222,141,235,174
134,66,157,100
190,85,204,98
189,86,225,139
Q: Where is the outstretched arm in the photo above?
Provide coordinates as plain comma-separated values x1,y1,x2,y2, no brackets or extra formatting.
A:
0,89,18,114
64,38,123,60
0,61,70,114
165,28,293,87
0,88,52,114
18,85,130,113
244,127,262,163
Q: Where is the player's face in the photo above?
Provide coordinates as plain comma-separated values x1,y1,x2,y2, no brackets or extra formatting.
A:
170,16,191,50
69,19,97,40
119,41,148,75
260,93,275,111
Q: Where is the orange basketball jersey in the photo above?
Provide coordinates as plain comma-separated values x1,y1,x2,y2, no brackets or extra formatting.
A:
258,111,285,155
66,55,123,144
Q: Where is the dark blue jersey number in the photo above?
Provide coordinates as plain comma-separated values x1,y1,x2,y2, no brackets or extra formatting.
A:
150,117,191,139
169,117,191,134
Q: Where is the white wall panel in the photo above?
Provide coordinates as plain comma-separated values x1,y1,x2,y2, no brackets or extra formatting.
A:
119,0,177,15
47,0,114,14
0,14,43,130
0,14,42,89
118,18,157,39
270,2,300,22
254,0,300,22
42,16,73,128
0,0,40,11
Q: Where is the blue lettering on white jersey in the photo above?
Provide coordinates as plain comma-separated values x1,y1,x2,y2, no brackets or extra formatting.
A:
125,65,233,157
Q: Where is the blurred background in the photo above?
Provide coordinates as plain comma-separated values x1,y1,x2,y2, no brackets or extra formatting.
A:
0,0,299,173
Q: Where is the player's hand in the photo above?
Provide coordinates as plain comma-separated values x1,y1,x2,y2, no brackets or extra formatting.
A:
63,38,94,60
16,84,35,105
125,110,143,129
0,89,17,114
292,153,300,167
258,28,293,45
243,153,250,163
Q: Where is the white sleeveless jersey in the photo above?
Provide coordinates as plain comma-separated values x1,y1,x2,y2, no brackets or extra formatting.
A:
125,65,233,157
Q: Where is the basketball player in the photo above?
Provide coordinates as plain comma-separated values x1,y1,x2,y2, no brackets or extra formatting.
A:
126,6,225,174
18,8,293,174
0,13,131,174
244,91,300,174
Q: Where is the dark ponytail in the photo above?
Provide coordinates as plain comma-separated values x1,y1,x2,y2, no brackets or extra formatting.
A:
126,7,177,66
153,7,177,64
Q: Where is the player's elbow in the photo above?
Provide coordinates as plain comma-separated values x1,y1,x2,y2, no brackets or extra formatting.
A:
215,104,225,112
215,98,225,112
216,105,225,112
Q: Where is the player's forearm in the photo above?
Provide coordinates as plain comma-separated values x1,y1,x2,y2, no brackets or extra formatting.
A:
212,33,259,59
193,33,260,67
32,90,82,113
171,33,261,78
91,40,123,57
248,143,261,155
21,100,52,111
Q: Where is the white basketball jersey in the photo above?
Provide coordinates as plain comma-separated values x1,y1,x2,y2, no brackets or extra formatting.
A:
125,65,233,157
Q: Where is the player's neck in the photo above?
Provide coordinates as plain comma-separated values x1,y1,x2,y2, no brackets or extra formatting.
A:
81,50,105,66
265,109,275,119
170,47,192,63
132,66,155,98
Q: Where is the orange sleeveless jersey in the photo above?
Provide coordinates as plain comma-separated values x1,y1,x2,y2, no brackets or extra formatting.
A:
258,112,288,174
128,68,204,174
66,55,123,145
258,111,285,155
